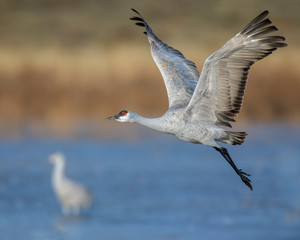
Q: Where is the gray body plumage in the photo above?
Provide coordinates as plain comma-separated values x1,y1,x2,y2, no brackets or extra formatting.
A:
107,9,287,190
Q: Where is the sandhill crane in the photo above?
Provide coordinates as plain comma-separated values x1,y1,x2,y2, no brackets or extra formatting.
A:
106,9,287,190
49,152,93,215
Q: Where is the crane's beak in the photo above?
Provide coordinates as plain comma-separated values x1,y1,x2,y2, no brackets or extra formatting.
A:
105,113,121,120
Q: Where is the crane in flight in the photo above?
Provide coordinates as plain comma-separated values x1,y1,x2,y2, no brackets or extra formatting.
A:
106,9,287,190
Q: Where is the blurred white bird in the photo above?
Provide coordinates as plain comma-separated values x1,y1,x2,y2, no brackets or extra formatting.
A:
49,152,93,215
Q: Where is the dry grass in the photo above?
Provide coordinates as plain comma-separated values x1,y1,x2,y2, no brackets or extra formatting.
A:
0,46,299,138
0,0,299,137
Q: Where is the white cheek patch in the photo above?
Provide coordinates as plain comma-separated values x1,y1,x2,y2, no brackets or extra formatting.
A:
116,117,127,122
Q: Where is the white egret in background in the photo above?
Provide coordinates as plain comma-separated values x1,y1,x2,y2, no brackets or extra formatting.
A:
106,9,287,190
49,152,93,215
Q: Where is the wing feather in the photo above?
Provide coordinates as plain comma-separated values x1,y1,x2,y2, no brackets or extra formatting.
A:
130,9,200,108
186,11,287,127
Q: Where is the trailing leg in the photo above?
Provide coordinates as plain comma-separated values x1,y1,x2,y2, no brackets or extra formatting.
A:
214,147,253,190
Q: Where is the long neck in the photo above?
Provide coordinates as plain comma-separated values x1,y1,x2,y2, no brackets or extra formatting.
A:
52,161,65,183
133,113,169,133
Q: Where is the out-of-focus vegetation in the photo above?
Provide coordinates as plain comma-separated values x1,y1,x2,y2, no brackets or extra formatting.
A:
0,0,299,137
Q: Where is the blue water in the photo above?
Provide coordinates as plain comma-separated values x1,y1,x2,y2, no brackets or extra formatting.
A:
0,125,300,240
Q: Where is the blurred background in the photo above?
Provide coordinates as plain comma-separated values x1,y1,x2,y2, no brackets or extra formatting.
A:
0,0,300,240
0,0,299,138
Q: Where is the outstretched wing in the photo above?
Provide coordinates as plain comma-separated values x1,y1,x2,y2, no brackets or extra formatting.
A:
130,9,200,108
186,11,287,127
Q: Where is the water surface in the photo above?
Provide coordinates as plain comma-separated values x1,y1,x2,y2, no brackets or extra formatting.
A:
0,125,300,240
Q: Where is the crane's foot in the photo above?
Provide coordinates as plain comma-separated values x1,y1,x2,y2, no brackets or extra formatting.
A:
214,147,253,190
238,169,253,191
239,169,251,176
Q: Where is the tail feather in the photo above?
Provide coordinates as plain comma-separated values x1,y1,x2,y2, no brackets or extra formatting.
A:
226,131,247,145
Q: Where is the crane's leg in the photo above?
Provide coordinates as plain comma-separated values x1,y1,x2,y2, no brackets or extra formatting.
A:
214,147,253,190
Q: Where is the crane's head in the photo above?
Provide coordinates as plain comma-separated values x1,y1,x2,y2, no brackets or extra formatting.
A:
105,110,134,122
49,152,65,165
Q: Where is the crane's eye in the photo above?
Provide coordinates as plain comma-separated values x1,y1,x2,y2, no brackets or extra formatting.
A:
119,110,128,116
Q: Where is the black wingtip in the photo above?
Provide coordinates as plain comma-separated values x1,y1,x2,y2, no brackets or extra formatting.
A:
130,16,143,21
130,8,148,36
131,8,141,16
260,10,269,18
135,22,145,27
